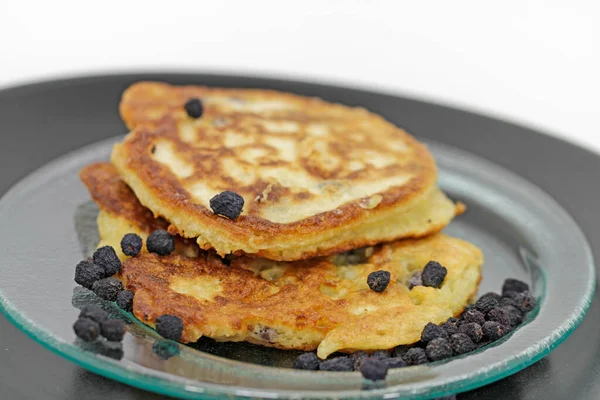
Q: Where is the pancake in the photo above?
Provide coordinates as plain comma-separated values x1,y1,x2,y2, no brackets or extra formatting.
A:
79,162,200,259
121,233,482,358
112,81,461,261
79,162,481,357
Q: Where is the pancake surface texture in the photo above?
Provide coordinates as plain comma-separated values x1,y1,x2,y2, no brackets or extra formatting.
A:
112,82,459,260
80,163,200,259
121,233,482,358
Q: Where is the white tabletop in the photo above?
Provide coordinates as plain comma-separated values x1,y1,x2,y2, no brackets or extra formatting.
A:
1,1,598,151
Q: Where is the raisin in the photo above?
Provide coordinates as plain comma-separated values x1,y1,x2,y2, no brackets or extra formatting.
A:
210,191,244,220
392,345,411,359
184,98,204,119
320,356,353,371
93,246,122,276
91,277,124,301
146,230,175,256
425,338,453,361
513,291,536,313
349,351,369,370
120,233,143,257
367,270,391,293
502,278,529,295
502,305,524,327
293,352,320,370
360,358,388,381
100,319,126,342
474,296,499,314
116,290,134,312
441,317,460,336
74,259,105,289
385,357,407,369
461,309,485,326
402,348,429,365
421,322,449,342
458,322,483,343
450,333,476,355
155,314,184,340
499,296,517,307
486,308,510,327
482,321,508,341
79,305,108,323
73,318,99,342
421,261,447,288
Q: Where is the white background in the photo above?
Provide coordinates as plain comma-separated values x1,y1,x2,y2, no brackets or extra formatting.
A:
1,1,598,151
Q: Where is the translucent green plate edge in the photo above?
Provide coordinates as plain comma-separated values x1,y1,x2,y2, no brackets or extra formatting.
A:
0,136,595,400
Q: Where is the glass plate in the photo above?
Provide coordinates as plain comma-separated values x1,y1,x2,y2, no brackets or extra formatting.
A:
0,136,594,399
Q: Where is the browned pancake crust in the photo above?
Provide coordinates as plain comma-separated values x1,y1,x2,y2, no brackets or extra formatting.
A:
80,162,168,233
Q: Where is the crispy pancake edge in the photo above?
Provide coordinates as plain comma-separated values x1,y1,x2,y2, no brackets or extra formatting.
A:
80,162,200,259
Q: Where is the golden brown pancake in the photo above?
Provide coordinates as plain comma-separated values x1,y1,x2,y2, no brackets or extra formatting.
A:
121,233,482,358
112,82,460,261
79,162,481,357
79,163,200,259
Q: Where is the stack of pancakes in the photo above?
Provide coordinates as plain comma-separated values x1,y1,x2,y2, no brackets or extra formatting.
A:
80,82,483,359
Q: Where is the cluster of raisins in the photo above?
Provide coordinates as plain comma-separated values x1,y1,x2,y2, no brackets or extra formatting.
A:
73,232,184,344
294,278,536,384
